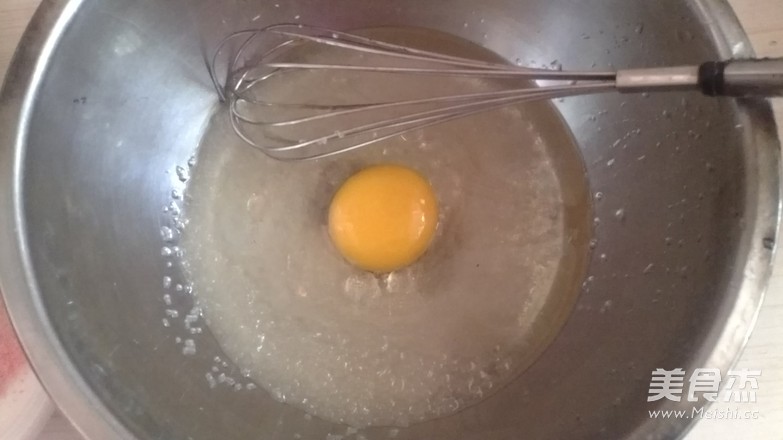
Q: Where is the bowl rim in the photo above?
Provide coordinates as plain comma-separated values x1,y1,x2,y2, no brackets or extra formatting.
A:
0,0,136,438
0,0,779,439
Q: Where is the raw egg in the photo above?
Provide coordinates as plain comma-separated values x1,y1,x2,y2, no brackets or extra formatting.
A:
328,165,438,273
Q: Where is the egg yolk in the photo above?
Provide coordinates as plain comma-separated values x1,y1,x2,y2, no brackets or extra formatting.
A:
328,165,439,273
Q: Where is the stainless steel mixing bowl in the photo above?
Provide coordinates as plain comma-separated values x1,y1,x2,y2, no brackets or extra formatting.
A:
0,0,780,439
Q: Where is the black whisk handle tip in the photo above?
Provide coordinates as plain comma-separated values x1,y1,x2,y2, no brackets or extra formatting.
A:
698,61,726,96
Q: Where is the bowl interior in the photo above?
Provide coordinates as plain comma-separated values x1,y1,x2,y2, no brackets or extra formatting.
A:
2,0,780,439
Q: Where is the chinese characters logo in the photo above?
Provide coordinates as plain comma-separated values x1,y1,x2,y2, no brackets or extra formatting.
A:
647,368,761,403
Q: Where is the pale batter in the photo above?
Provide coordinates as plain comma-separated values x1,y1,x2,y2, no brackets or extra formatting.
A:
180,27,589,428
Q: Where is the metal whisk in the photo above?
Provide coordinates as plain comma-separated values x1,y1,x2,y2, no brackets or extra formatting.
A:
209,24,783,161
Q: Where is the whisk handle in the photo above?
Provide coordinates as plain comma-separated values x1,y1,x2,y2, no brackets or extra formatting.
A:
699,59,783,97
616,66,700,92
616,58,783,97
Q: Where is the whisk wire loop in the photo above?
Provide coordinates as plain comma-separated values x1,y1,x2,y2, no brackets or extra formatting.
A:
210,24,618,160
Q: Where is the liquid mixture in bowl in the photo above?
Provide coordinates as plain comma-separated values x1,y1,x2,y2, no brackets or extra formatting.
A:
180,27,590,427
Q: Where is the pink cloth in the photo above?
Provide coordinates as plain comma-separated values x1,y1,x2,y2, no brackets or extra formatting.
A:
0,296,26,394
